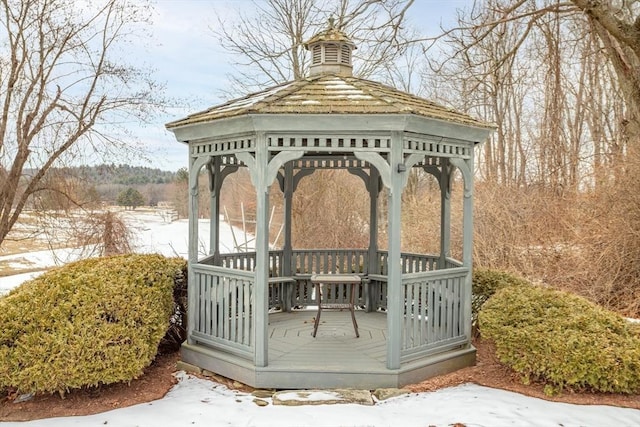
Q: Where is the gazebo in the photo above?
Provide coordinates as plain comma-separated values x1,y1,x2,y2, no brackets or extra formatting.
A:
166,23,493,389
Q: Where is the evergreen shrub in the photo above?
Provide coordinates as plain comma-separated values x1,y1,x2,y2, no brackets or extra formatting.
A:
472,268,530,330
0,254,186,395
479,285,640,395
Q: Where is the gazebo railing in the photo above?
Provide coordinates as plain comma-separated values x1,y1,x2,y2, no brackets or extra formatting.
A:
211,251,285,276
197,250,462,312
190,263,255,360
192,251,468,363
291,249,368,274
400,267,469,362
289,249,369,307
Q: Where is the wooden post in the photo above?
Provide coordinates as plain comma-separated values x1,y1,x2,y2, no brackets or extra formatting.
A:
461,154,474,342
451,154,475,344
253,134,270,367
187,156,210,345
439,158,451,269
208,157,221,261
367,167,380,312
282,162,294,311
387,131,404,370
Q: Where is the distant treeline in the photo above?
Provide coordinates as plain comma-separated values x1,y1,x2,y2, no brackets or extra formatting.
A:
50,164,177,185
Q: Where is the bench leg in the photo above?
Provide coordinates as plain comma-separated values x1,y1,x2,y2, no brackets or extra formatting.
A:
312,283,321,337
350,283,359,338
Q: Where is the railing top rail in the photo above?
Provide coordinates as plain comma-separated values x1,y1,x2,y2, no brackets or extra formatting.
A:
375,250,439,258
401,267,469,282
291,248,368,252
219,251,258,258
192,263,255,279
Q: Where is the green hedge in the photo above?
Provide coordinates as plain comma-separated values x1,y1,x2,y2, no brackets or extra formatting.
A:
0,254,186,395
479,285,640,395
472,268,530,330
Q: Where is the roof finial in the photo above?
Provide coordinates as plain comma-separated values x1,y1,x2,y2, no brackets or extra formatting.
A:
328,15,335,29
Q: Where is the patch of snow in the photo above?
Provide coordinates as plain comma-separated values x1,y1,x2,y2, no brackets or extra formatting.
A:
1,373,639,427
276,390,344,402
344,94,374,99
212,83,294,114
0,271,42,296
0,211,252,294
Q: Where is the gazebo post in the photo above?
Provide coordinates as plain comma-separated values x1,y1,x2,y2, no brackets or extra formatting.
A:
450,155,475,342
367,167,380,312
439,158,451,268
187,156,210,345
461,153,474,341
387,131,404,370
207,157,221,260
282,162,294,311
253,135,270,367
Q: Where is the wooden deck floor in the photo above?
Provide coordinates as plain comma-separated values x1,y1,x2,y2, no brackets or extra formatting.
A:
182,309,476,389
268,310,388,372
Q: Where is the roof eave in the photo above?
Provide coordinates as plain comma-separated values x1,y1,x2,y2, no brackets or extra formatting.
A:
167,112,494,145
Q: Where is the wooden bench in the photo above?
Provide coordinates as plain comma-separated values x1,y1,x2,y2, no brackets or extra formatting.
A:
310,274,361,338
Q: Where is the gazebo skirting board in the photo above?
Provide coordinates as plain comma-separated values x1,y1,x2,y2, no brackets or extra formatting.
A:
181,249,473,389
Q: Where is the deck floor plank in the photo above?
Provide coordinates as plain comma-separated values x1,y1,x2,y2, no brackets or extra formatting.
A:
268,310,387,371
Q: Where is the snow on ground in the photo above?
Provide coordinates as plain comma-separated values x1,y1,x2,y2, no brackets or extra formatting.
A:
2,372,640,427
0,272,40,296
1,211,640,426
0,211,245,295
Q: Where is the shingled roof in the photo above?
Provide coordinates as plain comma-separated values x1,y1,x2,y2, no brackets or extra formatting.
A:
165,74,492,130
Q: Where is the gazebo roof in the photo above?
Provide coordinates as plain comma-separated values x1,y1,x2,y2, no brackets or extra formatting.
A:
303,23,356,48
165,73,493,130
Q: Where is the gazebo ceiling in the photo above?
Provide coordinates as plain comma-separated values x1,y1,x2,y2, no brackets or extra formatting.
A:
165,73,493,131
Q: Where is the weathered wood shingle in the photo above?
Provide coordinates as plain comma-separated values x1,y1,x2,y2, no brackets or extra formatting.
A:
165,74,492,130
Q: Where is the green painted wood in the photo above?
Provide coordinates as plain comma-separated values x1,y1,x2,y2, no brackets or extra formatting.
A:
440,159,451,269
178,96,491,383
387,130,404,370
281,163,294,312
253,133,270,367
367,167,380,311
171,114,491,144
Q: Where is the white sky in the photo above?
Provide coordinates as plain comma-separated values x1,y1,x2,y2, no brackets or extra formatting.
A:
134,0,474,171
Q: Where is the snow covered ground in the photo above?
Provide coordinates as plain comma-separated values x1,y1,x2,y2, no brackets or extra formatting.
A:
2,372,640,427
1,211,640,426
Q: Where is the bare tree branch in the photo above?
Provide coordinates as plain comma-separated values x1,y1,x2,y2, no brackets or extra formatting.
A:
211,0,421,95
0,0,164,247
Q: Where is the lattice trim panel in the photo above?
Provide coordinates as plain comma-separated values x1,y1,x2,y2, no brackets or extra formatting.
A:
293,157,371,170
404,133,472,159
267,135,391,152
191,135,255,157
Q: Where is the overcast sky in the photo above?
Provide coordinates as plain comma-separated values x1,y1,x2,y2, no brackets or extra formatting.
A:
139,0,473,171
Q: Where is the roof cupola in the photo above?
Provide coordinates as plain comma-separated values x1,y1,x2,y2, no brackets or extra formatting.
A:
304,17,356,77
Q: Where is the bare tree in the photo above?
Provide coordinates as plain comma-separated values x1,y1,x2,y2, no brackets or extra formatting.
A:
211,0,419,94
570,0,640,150
420,0,640,316
0,0,163,248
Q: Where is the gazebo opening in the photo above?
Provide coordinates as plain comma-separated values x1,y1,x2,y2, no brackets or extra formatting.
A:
166,22,493,389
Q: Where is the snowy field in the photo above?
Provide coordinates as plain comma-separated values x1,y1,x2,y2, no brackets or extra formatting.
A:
1,211,640,427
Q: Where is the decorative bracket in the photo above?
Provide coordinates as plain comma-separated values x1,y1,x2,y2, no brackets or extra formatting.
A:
237,151,304,190
277,168,315,193
207,159,238,193
400,154,424,189
450,158,472,198
189,156,211,193
354,152,391,190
